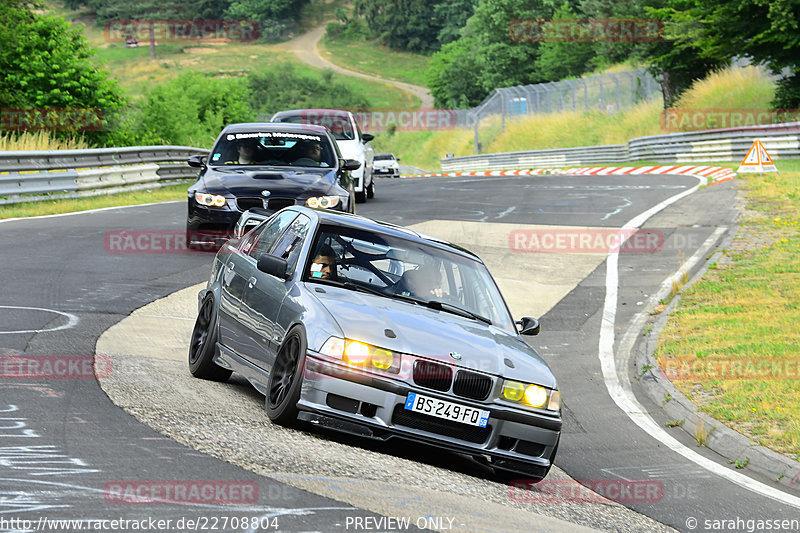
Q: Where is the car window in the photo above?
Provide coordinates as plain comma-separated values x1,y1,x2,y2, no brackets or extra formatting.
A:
305,226,516,332
210,131,335,167
269,214,312,273
274,112,355,141
244,211,298,259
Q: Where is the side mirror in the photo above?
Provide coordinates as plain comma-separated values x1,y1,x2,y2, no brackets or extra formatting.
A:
361,133,375,143
516,317,540,336
187,155,207,168
342,159,361,171
257,254,290,280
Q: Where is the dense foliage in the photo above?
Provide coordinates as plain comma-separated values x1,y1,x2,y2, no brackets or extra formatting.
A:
0,0,126,141
338,0,799,109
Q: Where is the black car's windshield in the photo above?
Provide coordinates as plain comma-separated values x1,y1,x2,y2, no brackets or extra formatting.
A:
304,225,516,332
210,131,335,167
274,112,356,141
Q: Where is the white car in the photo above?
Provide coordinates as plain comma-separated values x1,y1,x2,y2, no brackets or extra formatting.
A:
271,109,375,203
373,153,400,178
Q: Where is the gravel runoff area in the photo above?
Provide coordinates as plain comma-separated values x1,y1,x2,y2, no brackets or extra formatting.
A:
96,281,675,533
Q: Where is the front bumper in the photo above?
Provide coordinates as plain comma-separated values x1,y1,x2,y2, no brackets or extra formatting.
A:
298,354,561,477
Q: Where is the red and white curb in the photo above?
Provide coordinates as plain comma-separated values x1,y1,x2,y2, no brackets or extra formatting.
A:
402,165,737,185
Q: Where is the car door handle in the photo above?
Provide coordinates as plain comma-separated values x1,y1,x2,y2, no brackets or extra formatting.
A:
248,277,257,288
227,261,235,271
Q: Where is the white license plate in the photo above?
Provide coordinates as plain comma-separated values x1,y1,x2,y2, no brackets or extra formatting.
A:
404,392,490,428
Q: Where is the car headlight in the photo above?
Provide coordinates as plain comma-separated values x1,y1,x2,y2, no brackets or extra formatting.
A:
306,196,340,209
319,336,400,373
501,379,560,412
195,192,227,207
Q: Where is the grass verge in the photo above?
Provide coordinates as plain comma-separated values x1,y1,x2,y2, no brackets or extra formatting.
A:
318,34,432,88
654,160,800,457
0,183,190,220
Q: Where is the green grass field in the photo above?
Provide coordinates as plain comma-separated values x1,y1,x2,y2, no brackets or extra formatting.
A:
318,34,432,87
655,163,800,457
0,184,190,220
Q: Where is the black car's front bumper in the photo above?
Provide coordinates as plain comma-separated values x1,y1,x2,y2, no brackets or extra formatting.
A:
299,354,561,478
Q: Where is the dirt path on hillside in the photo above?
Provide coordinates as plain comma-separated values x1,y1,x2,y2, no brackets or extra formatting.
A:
277,25,434,109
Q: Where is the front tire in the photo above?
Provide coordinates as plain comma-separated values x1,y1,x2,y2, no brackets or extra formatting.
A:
188,295,232,381
366,176,375,199
266,327,307,426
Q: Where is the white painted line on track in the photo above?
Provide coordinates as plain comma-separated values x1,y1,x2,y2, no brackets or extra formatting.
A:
0,200,183,225
598,176,800,509
0,305,79,334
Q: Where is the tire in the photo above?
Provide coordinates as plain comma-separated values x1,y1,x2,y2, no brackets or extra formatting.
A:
366,176,375,199
266,326,307,426
188,295,232,381
355,189,367,203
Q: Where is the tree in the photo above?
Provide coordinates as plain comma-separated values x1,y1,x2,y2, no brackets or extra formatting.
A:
355,0,446,53
434,0,478,46
536,2,596,80
427,37,487,108
665,0,800,106
0,0,125,139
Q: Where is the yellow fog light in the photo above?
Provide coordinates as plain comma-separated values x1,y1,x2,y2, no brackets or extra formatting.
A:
524,384,548,408
371,348,393,370
501,381,525,401
344,341,369,364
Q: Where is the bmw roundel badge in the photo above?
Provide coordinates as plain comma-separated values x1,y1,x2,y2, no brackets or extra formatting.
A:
449,352,462,361
261,190,271,197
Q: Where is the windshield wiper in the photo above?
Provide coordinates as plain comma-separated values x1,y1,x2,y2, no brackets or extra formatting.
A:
422,300,492,325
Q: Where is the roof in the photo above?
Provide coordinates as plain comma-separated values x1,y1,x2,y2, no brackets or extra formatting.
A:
271,109,354,118
290,206,481,262
220,122,331,135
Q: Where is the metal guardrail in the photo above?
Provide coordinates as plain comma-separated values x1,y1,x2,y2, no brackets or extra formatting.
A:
0,146,208,205
441,122,800,172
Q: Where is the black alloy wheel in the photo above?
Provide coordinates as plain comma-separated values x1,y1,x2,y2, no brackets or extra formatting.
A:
188,295,232,381
266,327,307,425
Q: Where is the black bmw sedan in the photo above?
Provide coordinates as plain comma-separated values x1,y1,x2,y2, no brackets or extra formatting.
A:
186,123,359,247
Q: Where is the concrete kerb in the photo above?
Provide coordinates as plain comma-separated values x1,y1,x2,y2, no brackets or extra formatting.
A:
401,165,737,184
634,228,800,492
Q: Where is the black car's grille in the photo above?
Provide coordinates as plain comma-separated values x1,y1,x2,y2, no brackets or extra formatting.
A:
391,405,490,444
267,198,295,211
413,360,452,392
453,370,493,401
236,197,264,211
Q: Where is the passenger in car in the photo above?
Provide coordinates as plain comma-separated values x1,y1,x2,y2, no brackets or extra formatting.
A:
292,141,324,166
399,263,444,299
224,138,260,165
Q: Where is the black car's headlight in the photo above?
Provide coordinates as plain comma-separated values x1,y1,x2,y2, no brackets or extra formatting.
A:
501,379,560,412
194,192,227,207
306,196,341,209
319,337,401,374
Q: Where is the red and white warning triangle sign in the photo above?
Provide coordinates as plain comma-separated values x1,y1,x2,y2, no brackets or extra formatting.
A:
737,140,777,173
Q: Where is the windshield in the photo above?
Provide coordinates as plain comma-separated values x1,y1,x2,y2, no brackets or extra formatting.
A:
274,112,356,141
304,225,516,332
210,131,335,168
374,154,395,161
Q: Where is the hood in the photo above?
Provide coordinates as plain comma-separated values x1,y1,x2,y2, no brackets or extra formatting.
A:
373,159,398,169
202,167,336,196
309,285,557,389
